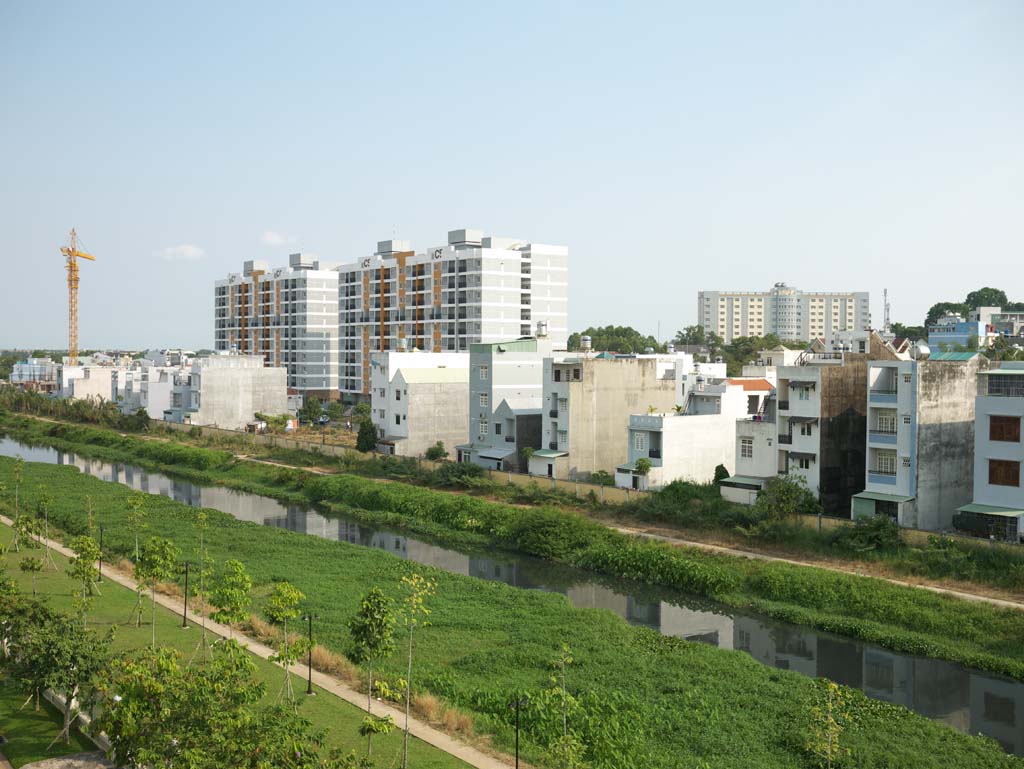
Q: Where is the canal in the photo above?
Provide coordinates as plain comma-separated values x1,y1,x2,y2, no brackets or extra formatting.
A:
2,436,1021,755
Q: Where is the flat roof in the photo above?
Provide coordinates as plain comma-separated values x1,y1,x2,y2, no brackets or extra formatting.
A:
719,476,768,488
957,503,1024,518
929,352,979,361
532,449,568,458
396,367,468,384
478,447,516,460
853,491,915,503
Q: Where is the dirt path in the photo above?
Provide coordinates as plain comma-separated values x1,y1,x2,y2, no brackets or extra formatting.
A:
10,415,1024,612
0,514,517,769
605,522,1024,611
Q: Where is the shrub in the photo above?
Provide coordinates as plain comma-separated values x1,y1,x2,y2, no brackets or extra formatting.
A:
424,441,448,461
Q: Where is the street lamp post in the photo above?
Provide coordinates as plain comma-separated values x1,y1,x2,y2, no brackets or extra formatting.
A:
181,561,191,628
97,525,104,583
508,697,527,769
303,613,319,696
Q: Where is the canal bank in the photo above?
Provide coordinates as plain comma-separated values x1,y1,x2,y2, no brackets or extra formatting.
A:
2,438,1024,761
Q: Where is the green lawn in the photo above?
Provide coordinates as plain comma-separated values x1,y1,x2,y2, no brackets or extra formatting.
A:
0,525,472,769
0,457,1019,769
0,677,96,768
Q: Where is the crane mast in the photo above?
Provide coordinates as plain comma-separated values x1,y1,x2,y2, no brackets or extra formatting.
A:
60,228,96,367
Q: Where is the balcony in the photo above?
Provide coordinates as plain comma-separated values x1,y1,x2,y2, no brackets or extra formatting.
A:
778,434,793,445
778,400,790,411
549,409,559,418
868,468,898,486
868,429,898,445
648,449,662,459
869,386,898,405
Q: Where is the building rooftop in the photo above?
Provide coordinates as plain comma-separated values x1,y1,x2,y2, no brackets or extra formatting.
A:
396,368,468,384
928,351,979,361
726,378,774,391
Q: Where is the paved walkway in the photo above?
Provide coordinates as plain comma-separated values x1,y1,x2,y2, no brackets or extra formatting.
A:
21,752,113,768
0,515,515,769
608,522,1024,612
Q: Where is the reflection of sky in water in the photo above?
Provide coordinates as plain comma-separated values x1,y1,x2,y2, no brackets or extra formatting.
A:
2,436,1022,755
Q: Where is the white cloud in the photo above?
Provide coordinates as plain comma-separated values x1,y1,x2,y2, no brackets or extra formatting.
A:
261,230,295,247
157,244,206,261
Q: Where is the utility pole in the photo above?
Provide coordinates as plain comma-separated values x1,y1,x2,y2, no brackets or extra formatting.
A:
303,613,319,696
181,561,191,628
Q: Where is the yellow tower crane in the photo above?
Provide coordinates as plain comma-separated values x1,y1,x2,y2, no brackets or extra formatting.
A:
60,228,96,367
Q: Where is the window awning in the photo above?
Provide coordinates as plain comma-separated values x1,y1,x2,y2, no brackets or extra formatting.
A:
532,449,568,458
853,491,914,503
786,416,818,424
787,380,816,388
478,447,516,460
720,476,768,489
957,503,1024,518
787,451,816,461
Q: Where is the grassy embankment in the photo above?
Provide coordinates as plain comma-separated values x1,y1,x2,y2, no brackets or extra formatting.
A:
0,524,472,769
13,405,1024,599
0,456,1020,769
4,414,1024,683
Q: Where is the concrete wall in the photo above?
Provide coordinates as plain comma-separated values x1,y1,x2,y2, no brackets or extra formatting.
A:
734,418,777,478
399,380,469,457
71,367,119,402
913,359,984,530
189,362,289,431
558,357,678,478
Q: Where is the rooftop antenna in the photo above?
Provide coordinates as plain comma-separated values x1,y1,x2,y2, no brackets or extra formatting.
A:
883,288,891,335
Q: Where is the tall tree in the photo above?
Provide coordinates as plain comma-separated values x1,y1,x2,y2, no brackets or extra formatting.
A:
567,325,663,354
210,559,252,637
964,287,1008,309
67,535,102,627
399,573,436,769
264,580,305,703
135,536,181,648
348,588,397,756
356,418,378,453
125,491,148,561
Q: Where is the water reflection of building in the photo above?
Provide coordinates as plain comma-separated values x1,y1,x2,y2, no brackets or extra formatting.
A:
565,584,629,619
971,675,1024,755
912,659,969,732
660,604,733,648
733,617,817,677
863,649,913,709
468,557,519,586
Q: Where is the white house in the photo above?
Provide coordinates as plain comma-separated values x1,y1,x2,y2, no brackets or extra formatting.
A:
369,351,469,457
615,377,774,491
955,362,1024,540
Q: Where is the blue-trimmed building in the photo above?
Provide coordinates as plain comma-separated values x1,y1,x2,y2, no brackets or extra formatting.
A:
852,352,988,530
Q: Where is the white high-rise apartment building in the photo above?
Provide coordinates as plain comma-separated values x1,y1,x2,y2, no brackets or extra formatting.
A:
214,254,340,399
336,229,568,398
697,283,870,343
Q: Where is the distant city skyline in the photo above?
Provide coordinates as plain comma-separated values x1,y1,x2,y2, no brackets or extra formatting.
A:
1,1,1021,349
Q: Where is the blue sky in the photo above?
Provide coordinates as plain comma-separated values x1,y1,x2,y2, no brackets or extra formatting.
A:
1,1,1021,349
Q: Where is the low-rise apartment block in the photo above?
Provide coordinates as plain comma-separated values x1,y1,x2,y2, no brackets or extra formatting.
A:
369,352,469,457
616,377,774,491
457,335,556,471
955,362,1024,540
852,350,987,530
528,354,679,480
697,283,870,343
163,354,288,431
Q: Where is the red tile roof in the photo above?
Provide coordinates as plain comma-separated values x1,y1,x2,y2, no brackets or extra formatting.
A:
726,378,774,391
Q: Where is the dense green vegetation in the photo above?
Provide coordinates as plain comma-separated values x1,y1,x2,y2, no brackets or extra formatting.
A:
566,325,664,354
1,459,1018,769
0,525,470,769
6,412,1024,682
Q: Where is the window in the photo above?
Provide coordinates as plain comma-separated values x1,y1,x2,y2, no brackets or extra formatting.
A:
877,413,896,433
633,432,646,452
740,438,753,458
395,414,401,426
989,460,1020,487
494,423,502,436
798,457,811,470
395,389,401,401
800,423,812,436
876,450,897,475
798,388,810,401
990,415,1021,443
554,369,561,382
573,368,581,381
479,392,489,408
478,420,489,437
902,456,911,468
902,414,911,425
903,374,912,384
478,365,488,381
